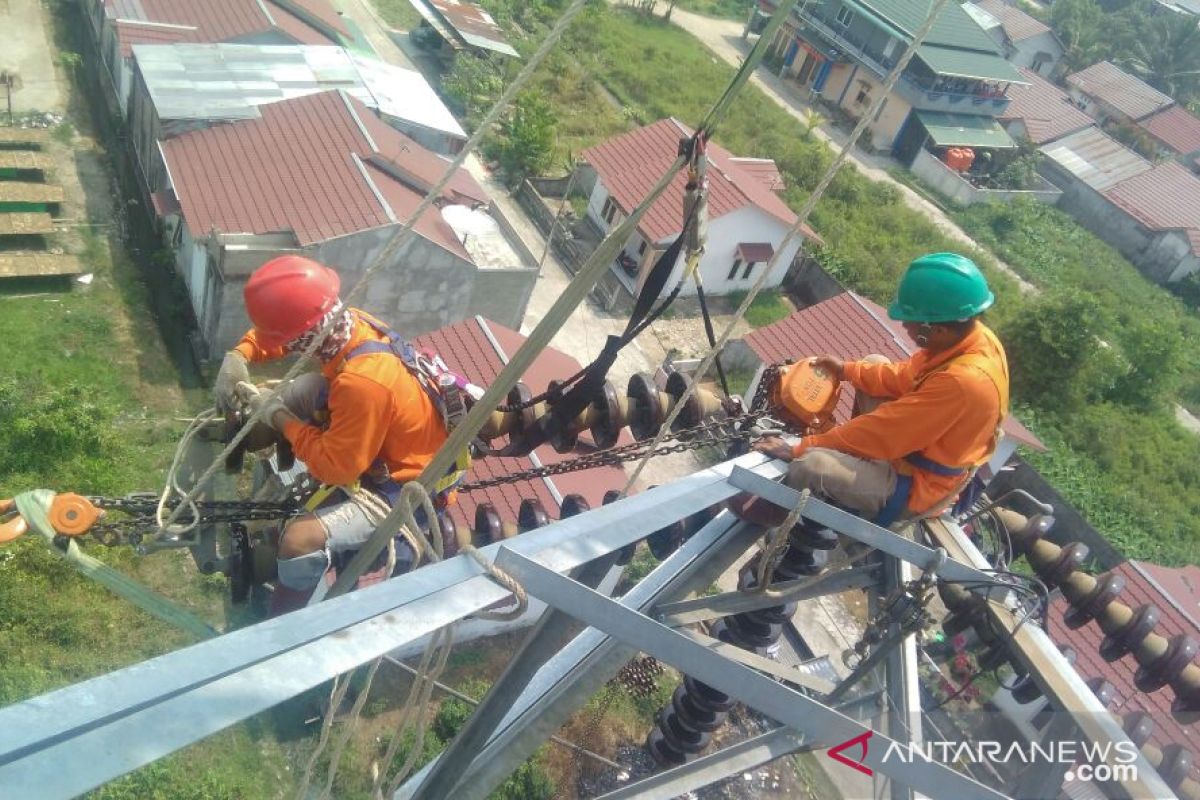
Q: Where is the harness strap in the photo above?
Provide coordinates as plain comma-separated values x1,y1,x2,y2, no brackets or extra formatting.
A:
875,474,913,527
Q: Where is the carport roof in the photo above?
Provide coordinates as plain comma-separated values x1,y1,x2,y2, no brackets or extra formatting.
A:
916,110,1016,149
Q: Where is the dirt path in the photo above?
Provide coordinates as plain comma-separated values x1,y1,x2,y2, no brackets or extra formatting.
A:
0,0,65,113
666,7,1036,293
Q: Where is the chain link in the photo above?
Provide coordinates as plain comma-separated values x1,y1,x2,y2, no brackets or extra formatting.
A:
458,366,787,493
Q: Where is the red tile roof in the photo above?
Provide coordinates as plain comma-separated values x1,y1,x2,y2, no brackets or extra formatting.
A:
106,0,340,53
413,318,630,531
741,292,1045,450
581,118,819,245
1104,160,1200,255
160,91,487,252
278,0,350,37
1138,105,1200,156
974,0,1052,42
1047,560,1200,780
1067,62,1174,122
999,67,1096,145
112,20,197,58
728,157,786,193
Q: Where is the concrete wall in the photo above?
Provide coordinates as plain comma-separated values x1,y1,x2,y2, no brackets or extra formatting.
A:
182,221,536,357
691,206,802,295
912,148,1062,206
1011,32,1062,77
827,67,914,150
1044,162,1197,283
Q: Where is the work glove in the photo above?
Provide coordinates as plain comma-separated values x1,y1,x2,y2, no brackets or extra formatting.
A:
235,382,294,432
276,373,329,424
214,351,250,414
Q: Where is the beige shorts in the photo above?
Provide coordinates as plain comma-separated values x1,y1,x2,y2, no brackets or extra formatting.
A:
786,447,898,518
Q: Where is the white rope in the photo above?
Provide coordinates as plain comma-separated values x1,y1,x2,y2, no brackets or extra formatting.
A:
154,407,218,535
618,0,958,498
155,0,596,540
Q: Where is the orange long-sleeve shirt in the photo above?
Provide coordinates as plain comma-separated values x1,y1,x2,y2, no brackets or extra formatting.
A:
792,322,1010,514
234,311,447,486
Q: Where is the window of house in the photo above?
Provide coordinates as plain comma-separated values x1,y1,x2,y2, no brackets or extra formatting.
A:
1031,56,1046,74
601,196,618,225
881,37,899,61
728,259,743,281
742,260,757,279
835,5,854,25
637,240,647,256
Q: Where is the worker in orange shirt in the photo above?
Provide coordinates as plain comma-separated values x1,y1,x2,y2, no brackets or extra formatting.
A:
213,256,450,603
752,253,1009,526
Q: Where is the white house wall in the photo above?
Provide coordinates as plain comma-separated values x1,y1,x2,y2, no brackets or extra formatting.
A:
692,207,802,295
1011,32,1062,77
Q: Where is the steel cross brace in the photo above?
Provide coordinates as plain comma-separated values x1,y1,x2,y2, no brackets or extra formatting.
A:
496,549,1012,800
728,467,997,587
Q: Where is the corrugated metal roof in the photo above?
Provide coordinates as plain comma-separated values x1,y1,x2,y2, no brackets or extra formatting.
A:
1137,104,1200,156
408,0,519,58
134,44,464,139
160,90,486,250
917,110,1016,148
1103,160,1200,254
971,0,1051,43
581,118,817,245
1047,560,1200,786
108,0,340,56
741,292,1044,450
0,254,81,277
0,151,55,171
1066,61,1173,122
412,317,630,530
915,45,1025,84
1040,126,1151,191
0,183,65,203
0,213,54,236
999,67,1095,145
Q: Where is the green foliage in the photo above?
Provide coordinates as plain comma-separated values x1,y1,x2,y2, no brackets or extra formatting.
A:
495,91,558,184
725,288,792,328
51,121,75,145
997,290,1111,410
441,55,507,124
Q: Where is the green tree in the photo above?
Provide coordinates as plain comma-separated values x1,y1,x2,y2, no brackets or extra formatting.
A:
442,55,506,123
1049,0,1110,71
1105,315,1185,410
1121,9,1200,105
496,91,557,183
999,289,1112,409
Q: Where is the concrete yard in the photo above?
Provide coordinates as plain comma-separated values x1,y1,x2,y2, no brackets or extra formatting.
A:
0,0,65,114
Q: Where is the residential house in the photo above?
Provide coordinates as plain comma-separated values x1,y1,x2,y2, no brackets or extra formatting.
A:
998,67,1096,145
1136,105,1200,167
992,559,1200,793
751,0,1026,157
573,118,820,302
965,0,1064,77
1042,128,1200,283
126,43,466,202
723,291,1045,476
1066,61,1174,125
405,0,519,61
153,90,538,357
83,0,348,113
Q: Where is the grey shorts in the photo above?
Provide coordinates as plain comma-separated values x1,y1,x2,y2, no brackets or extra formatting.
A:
276,495,418,591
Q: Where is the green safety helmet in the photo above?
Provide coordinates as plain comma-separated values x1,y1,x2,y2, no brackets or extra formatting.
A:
887,252,995,323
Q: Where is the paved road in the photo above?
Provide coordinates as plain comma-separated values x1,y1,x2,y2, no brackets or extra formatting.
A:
1,0,64,114
668,8,1035,293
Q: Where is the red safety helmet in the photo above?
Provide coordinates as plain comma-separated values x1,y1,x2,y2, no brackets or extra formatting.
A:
244,255,341,348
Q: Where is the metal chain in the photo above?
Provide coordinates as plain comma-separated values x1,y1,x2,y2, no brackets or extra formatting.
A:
85,493,303,546
458,366,787,493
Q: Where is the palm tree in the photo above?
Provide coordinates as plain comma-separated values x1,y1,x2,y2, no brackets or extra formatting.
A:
1123,11,1200,104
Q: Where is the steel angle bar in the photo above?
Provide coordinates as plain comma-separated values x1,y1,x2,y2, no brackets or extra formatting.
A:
657,565,879,626
497,550,1012,800
728,467,995,586
399,513,763,800
923,519,1174,800
0,575,508,799
678,627,836,694
0,453,778,767
881,555,922,800
594,727,814,800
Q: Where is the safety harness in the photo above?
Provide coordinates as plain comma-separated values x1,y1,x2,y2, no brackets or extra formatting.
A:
874,347,1010,527
337,312,474,503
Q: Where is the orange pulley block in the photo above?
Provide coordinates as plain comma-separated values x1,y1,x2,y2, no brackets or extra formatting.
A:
49,493,104,537
774,359,840,431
